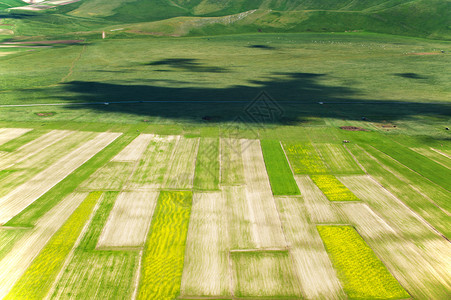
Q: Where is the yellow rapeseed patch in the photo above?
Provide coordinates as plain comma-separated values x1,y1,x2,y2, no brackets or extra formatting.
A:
318,226,410,299
4,192,102,300
311,175,360,201
137,191,193,300
283,142,329,174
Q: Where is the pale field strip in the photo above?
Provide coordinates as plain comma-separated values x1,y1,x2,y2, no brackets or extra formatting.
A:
181,192,230,297
96,191,159,248
130,135,179,189
241,139,287,249
294,175,344,224
431,148,451,159
0,192,88,300
314,143,363,174
111,134,154,162
0,128,31,146
164,137,199,190
338,175,443,241
0,132,121,224
78,162,134,191
275,196,345,299
0,130,73,169
410,147,451,169
220,138,245,185
231,251,299,298
337,201,451,299
223,186,256,249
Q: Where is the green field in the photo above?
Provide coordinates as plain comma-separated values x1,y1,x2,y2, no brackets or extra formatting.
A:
0,1,450,299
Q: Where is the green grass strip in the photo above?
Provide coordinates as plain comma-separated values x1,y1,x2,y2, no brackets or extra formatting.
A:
138,191,193,300
311,175,360,201
194,138,219,191
283,142,329,174
317,226,409,299
4,192,102,300
5,132,138,227
261,140,300,195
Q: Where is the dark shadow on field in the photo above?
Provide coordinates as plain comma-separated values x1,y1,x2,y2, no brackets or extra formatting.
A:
147,58,229,73
247,45,276,50
394,73,428,80
34,71,451,125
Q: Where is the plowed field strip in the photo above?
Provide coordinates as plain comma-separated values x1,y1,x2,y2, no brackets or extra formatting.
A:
164,137,199,189
0,128,31,146
111,134,154,162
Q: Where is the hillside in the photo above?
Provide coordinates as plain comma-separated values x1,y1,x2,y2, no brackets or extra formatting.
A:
1,0,450,39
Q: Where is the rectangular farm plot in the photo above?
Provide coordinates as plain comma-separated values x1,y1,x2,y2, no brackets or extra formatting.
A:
0,128,31,146
111,133,153,162
311,175,360,202
317,226,409,300
410,147,451,169
220,138,244,185
137,191,193,300
164,137,199,190
283,142,329,174
97,191,159,248
261,140,300,196
79,161,134,191
231,251,299,298
181,192,230,297
194,138,220,191
131,135,178,189
314,143,364,175
0,132,120,224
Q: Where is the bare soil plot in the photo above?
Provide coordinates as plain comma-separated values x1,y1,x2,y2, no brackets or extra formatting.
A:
241,139,287,248
164,137,199,190
0,193,87,299
314,143,363,175
111,134,153,162
180,192,230,297
231,251,299,298
97,191,159,248
78,162,134,191
337,202,451,299
411,147,450,169
131,135,179,189
294,175,343,224
222,186,256,249
276,196,345,299
220,138,244,185
0,132,120,224
0,128,31,146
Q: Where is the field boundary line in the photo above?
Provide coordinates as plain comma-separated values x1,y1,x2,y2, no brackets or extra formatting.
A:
44,192,105,300
408,184,451,217
191,137,201,189
279,141,298,183
431,148,451,159
131,249,144,300
61,44,87,83
343,143,366,174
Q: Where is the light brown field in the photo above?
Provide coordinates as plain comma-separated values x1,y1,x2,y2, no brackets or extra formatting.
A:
111,134,153,162
241,139,287,249
97,191,159,248
336,201,451,299
180,192,230,297
78,162,134,191
220,138,244,185
276,196,345,299
131,135,178,189
164,137,199,189
0,128,31,146
294,175,343,224
0,132,120,224
0,192,87,299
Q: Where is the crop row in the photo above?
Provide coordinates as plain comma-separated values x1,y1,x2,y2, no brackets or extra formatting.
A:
317,226,409,299
138,191,193,300
311,175,360,201
4,191,102,300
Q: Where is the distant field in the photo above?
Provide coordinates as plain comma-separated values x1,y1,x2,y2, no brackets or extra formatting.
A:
0,128,450,299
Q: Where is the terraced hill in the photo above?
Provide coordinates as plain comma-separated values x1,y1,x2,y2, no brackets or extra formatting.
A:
1,0,450,39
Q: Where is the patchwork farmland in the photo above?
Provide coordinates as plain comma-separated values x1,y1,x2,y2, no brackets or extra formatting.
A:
0,127,450,300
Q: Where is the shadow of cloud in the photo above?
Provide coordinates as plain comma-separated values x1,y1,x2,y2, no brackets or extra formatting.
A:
146,58,229,73
394,73,428,80
247,44,276,50
33,72,451,125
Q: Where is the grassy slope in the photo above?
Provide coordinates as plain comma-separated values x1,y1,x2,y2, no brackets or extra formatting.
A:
0,0,24,10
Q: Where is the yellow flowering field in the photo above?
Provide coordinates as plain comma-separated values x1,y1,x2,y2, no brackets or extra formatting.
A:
317,226,410,299
137,191,193,300
283,142,329,174
4,191,102,300
311,175,360,201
